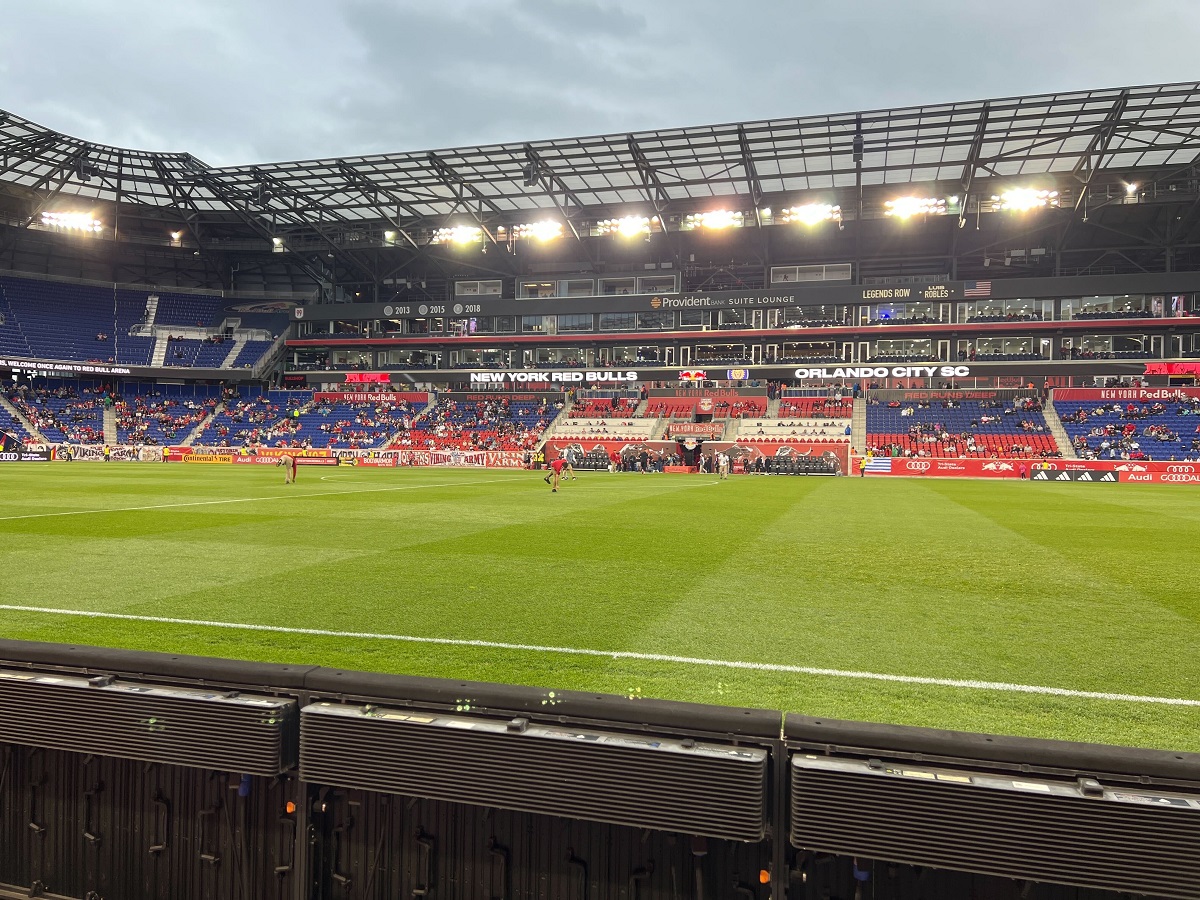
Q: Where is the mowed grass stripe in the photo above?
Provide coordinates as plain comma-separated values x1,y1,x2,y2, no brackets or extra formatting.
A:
0,464,1197,750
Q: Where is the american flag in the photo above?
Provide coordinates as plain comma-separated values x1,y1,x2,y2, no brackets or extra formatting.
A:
964,280,992,298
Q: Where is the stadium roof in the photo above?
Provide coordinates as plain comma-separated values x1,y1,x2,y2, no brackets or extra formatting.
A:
2,81,1200,227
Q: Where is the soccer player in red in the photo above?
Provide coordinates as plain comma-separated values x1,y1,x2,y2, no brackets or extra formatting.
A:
543,455,566,492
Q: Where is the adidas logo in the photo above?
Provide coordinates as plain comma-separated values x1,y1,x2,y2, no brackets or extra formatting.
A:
1055,471,1071,481
1033,471,1049,480
1099,472,1116,482
1077,472,1093,481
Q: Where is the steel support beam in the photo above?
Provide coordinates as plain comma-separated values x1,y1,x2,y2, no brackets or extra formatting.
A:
521,144,592,262
626,137,671,213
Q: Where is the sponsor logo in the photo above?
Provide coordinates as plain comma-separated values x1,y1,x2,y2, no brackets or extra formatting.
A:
293,307,304,319
1166,465,1196,473
1161,473,1200,483
678,370,707,381
906,461,931,471
1114,463,1147,472
1127,474,1153,482
650,296,663,309
981,461,1014,472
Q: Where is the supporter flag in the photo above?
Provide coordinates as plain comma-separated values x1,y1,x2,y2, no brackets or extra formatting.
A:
865,457,893,473
964,281,992,297
0,430,18,453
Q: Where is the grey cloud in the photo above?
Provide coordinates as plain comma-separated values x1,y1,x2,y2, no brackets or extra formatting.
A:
0,0,1195,166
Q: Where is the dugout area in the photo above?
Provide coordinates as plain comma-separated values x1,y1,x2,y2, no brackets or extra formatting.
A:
0,639,1196,900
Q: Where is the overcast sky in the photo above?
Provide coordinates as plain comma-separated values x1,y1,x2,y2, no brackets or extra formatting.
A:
0,0,1195,167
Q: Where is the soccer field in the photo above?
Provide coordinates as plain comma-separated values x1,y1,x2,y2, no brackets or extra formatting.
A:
0,463,1196,752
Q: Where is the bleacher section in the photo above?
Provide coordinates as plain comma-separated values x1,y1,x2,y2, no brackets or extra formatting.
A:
0,404,38,444
232,340,275,368
732,418,850,443
779,398,853,419
1056,396,1200,461
5,384,107,444
0,275,280,370
259,396,418,449
193,389,306,446
401,397,554,450
116,391,219,445
570,397,639,419
866,397,1060,459
551,418,656,441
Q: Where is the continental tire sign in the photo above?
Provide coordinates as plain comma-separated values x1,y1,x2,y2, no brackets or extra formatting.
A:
181,453,233,464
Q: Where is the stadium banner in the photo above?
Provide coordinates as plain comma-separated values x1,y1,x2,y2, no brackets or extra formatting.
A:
181,446,334,459
0,448,52,462
231,455,282,465
851,456,1200,483
869,389,1028,403
466,370,640,386
181,452,233,464
648,388,769,398
665,423,725,437
296,456,340,466
313,392,428,404
1052,387,1200,402
344,456,397,468
1030,469,1121,483
545,438,848,473
440,392,561,402
68,444,162,462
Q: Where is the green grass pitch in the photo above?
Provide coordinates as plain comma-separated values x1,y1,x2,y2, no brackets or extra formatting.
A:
0,462,1197,753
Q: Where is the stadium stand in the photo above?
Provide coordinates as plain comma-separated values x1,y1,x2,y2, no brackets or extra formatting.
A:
551,417,656,441
779,398,853,418
0,275,279,370
731,418,851,443
5,382,107,444
866,397,1061,459
0,403,38,444
1056,396,1200,461
400,397,554,450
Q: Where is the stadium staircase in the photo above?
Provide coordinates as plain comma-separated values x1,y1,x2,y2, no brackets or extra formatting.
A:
648,416,670,441
183,402,224,446
720,419,738,441
1043,397,1077,458
0,394,47,443
850,398,866,452
143,295,159,326
0,286,34,358
220,336,248,368
150,335,169,367
103,405,117,445
766,396,782,417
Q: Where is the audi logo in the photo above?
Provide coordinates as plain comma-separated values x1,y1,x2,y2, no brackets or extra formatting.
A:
906,461,931,471
1166,465,1196,473
1161,474,1200,483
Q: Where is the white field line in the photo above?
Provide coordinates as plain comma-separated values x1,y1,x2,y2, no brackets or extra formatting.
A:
0,478,512,522
0,604,1196,707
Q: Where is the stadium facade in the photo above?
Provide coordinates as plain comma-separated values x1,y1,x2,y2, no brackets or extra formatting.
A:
1,85,1199,900
2,82,1200,389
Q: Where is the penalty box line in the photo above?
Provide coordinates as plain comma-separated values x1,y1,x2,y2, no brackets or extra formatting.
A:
1,604,1197,707
0,478,513,522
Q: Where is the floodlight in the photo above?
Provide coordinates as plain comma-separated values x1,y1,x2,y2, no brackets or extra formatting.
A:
682,210,744,230
992,188,1061,212
431,225,483,245
884,197,947,218
1125,183,1138,194
40,211,103,232
513,220,563,242
780,204,840,226
170,231,182,241
596,215,650,237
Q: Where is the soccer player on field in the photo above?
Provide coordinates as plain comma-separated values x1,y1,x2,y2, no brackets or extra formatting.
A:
543,455,566,492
